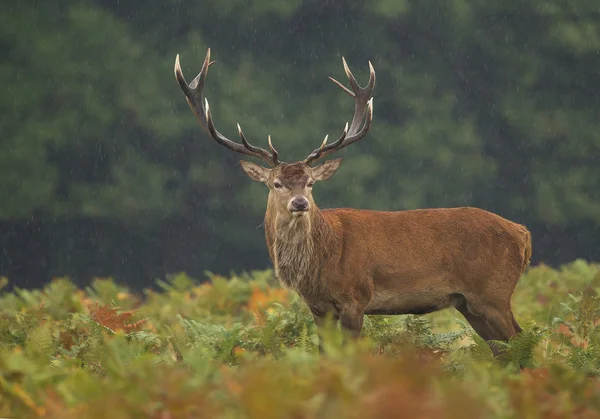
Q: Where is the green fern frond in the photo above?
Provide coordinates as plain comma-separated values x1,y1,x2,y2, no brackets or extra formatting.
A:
24,321,55,360
296,323,313,354
497,324,546,369
127,331,163,353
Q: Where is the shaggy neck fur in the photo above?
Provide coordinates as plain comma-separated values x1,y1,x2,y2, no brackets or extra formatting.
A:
264,201,332,297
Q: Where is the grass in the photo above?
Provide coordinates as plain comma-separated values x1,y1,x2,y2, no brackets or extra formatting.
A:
1,259,600,418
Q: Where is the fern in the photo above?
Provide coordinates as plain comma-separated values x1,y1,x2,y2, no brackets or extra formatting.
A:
568,346,598,375
2,263,600,418
127,331,163,354
296,323,314,354
362,315,403,344
24,321,55,361
588,326,600,360
177,315,244,363
495,323,546,369
431,327,471,349
466,328,494,361
252,314,282,356
564,325,600,375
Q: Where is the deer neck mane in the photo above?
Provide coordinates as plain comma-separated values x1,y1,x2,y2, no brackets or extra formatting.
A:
264,204,331,292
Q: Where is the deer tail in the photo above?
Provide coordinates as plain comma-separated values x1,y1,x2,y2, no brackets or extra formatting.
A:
521,227,532,274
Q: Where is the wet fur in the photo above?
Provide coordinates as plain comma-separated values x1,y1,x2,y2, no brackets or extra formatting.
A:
266,205,333,306
272,214,314,290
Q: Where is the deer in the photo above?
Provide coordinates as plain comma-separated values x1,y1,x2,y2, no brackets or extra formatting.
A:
174,48,532,356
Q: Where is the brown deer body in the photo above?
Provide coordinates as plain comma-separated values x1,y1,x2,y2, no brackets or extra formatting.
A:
174,48,531,354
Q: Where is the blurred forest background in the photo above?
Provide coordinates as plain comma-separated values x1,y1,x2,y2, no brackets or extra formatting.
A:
2,0,599,290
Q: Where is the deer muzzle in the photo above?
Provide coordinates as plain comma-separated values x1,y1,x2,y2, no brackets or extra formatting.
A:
288,195,309,216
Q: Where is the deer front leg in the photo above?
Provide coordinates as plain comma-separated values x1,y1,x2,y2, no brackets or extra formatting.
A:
310,307,338,354
340,308,364,340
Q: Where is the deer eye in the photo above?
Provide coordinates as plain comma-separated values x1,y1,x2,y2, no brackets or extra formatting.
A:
307,181,314,188
273,181,283,189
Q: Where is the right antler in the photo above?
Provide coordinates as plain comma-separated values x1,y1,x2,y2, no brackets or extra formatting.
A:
304,57,375,165
174,49,281,167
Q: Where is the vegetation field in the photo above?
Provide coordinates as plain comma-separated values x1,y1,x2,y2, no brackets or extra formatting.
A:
2,260,600,418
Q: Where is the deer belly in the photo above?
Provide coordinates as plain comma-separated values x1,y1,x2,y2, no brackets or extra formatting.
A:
365,289,461,316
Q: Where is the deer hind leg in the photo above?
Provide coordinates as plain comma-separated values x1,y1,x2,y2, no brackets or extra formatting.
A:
456,297,519,357
456,301,495,340
510,310,523,334
456,299,499,354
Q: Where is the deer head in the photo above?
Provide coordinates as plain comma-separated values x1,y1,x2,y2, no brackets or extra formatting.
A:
174,49,375,220
239,160,342,220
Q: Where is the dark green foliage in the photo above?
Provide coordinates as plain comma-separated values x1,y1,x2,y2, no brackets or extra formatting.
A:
2,0,600,283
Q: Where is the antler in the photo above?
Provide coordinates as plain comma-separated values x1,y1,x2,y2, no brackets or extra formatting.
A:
174,49,281,166
304,57,375,165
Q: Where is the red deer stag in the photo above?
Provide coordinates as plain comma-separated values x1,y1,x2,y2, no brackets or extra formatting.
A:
174,49,531,355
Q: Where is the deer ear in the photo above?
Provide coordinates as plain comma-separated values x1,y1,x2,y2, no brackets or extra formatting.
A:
312,158,342,181
239,161,271,183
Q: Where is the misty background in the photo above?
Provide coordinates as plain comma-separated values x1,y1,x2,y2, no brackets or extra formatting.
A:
2,0,599,290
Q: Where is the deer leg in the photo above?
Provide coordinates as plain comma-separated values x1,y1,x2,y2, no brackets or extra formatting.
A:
456,300,499,355
510,310,523,334
481,308,518,341
311,307,338,354
340,309,364,340
457,299,516,357
456,304,495,341
479,307,523,361
312,312,327,354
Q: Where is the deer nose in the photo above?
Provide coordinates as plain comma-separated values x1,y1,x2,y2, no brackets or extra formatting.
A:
290,196,309,212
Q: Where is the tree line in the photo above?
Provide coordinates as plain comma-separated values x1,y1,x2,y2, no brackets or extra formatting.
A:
2,0,599,289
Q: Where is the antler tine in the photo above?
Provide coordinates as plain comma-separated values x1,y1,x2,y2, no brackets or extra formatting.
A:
328,76,355,97
174,49,281,167
342,57,360,94
324,122,348,151
236,123,276,164
267,135,279,165
304,57,375,165
236,123,252,149
303,124,348,164
312,135,330,160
